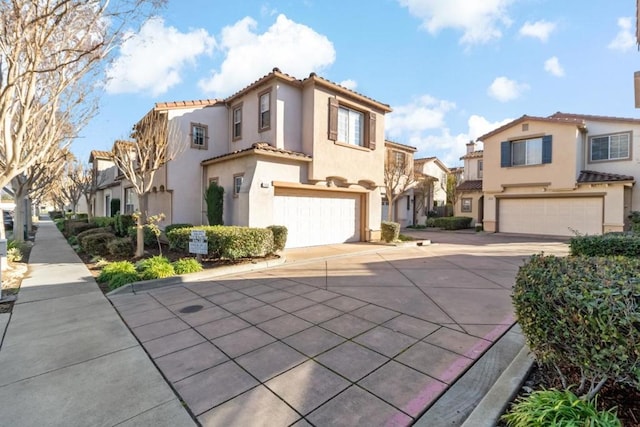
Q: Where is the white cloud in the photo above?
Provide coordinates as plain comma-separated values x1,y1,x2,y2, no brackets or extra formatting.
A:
105,17,215,96
608,17,635,52
544,56,564,77
487,76,529,102
397,0,513,45
199,14,335,96
339,79,358,90
519,20,556,42
387,95,456,138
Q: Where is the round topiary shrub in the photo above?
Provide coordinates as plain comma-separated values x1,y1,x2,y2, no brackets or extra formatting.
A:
107,237,134,258
513,254,640,398
381,221,400,243
172,258,203,275
267,225,288,252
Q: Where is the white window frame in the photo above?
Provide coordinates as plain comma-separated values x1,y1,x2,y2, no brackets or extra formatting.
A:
233,174,244,197
512,137,542,166
337,106,364,146
259,90,271,130
478,160,483,179
461,198,472,213
191,123,207,149
589,132,631,162
232,105,242,140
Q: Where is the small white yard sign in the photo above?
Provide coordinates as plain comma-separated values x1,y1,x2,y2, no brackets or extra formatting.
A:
188,230,208,255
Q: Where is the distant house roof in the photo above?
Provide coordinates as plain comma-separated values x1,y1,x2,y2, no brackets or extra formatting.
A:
577,170,634,183
460,150,483,160
414,156,450,173
457,180,483,191
201,142,312,166
89,150,112,162
154,99,220,111
385,140,417,152
550,112,640,125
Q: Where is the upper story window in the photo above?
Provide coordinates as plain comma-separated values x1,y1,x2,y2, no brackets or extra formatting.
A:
501,136,552,167
232,104,242,140
590,132,630,162
328,97,376,150
190,123,208,149
478,160,483,179
393,151,406,170
233,173,244,197
259,90,271,131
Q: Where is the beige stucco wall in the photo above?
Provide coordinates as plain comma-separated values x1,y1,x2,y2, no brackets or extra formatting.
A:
303,85,385,185
454,191,483,227
276,83,303,153
419,161,448,206
464,157,483,181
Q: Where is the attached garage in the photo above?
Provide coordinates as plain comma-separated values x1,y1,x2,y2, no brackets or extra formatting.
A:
273,187,365,248
498,197,603,236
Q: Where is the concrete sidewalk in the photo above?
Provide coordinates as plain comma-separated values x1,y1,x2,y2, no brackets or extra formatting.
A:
0,220,195,427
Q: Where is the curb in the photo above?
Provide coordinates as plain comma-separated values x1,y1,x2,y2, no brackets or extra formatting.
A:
107,256,287,296
461,344,534,426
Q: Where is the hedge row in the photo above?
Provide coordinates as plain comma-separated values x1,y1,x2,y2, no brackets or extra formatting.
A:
426,216,473,230
570,233,640,257
513,254,640,398
167,226,276,260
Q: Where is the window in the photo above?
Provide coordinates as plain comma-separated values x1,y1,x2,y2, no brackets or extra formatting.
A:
501,136,552,167
406,195,411,210
393,151,406,170
232,105,242,140
190,123,208,149
590,133,630,162
258,90,271,130
124,188,136,214
461,198,472,213
478,160,483,179
328,98,376,149
233,174,244,197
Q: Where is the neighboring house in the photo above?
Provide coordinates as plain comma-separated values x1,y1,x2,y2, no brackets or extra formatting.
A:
414,156,450,216
95,68,391,248
382,140,417,228
454,141,484,226
479,112,637,236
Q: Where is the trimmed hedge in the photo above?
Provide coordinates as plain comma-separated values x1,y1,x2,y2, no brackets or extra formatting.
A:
92,216,116,230
107,237,134,257
166,226,274,260
114,214,135,237
66,220,95,236
569,233,640,257
267,225,288,251
426,216,472,230
76,227,113,246
49,210,64,220
164,223,193,235
513,254,640,397
381,221,400,243
127,225,156,247
81,232,116,256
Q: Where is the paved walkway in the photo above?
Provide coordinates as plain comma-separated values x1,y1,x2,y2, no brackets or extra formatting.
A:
0,220,195,427
109,231,568,426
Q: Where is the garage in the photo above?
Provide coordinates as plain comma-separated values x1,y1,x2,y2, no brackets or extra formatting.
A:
273,187,363,248
498,197,603,236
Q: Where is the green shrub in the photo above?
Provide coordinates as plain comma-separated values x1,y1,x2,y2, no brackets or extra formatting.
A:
164,223,193,235
97,261,138,286
381,221,400,242
425,218,436,227
7,247,22,262
570,234,640,257
49,210,64,220
114,213,135,237
107,237,134,257
127,225,156,247
205,181,224,225
166,226,274,260
110,199,121,217
76,227,113,246
429,216,472,230
66,220,95,236
92,217,116,230
513,255,640,398
397,234,414,242
107,272,140,290
81,232,116,256
267,225,288,252
172,258,203,275
136,256,175,280
502,389,621,427
75,213,89,220
54,218,65,231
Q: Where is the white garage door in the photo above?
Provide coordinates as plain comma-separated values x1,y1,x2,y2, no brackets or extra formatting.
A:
273,190,361,248
499,197,603,236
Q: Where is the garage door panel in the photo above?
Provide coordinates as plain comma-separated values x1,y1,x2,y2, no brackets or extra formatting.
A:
273,191,361,248
499,198,602,236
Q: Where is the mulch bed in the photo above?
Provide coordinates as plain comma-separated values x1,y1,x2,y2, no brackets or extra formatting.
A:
498,363,640,426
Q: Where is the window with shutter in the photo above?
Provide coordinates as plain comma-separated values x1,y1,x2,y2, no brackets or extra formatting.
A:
328,98,338,141
368,112,376,150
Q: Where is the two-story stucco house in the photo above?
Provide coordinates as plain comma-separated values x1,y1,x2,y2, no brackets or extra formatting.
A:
93,69,392,248
414,157,450,217
381,140,417,228
454,141,484,226
479,112,637,236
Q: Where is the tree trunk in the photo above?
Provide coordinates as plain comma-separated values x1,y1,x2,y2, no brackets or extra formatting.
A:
135,193,149,257
14,186,28,243
85,194,94,221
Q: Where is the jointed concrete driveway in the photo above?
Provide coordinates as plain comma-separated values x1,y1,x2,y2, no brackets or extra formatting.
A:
109,232,568,426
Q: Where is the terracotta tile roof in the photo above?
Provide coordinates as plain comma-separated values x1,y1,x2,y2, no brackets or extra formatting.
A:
154,99,220,110
457,180,483,191
577,170,634,183
551,112,640,124
89,150,112,162
304,72,392,113
201,142,311,165
477,114,586,141
385,140,417,151
460,150,483,160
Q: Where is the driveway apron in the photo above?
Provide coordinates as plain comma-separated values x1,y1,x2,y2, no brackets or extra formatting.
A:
109,234,568,426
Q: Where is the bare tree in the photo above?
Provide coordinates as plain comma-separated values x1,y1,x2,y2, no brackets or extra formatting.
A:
413,175,437,219
383,153,416,222
72,163,108,221
58,159,85,217
112,109,182,257
445,173,462,210
0,1,165,199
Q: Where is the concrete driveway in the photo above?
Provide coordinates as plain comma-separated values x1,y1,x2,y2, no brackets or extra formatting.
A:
109,232,568,426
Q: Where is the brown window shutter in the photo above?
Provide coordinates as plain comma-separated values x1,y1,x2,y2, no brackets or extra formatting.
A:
368,112,376,150
328,97,338,140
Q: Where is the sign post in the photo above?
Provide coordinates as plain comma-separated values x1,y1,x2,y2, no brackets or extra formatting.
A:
188,230,208,262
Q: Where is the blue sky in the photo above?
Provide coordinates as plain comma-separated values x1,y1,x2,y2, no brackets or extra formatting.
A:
76,0,640,167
